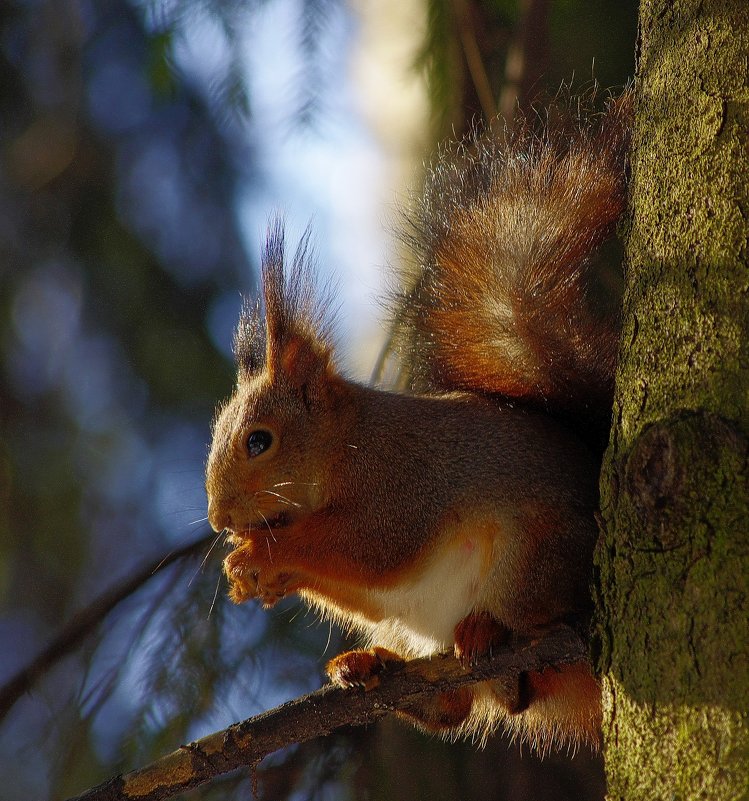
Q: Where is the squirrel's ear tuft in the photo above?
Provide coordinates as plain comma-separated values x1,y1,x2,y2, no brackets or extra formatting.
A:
260,219,337,385
233,297,265,376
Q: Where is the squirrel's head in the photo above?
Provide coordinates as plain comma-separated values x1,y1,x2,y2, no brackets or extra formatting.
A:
206,223,349,535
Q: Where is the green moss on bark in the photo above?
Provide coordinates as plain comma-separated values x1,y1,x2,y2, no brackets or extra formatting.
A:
603,682,749,800
596,1,749,798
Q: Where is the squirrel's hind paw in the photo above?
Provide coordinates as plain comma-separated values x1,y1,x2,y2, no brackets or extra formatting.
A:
454,610,511,666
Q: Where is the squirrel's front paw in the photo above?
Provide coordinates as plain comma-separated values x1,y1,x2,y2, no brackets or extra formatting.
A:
255,569,299,607
454,610,511,667
224,546,258,603
326,647,404,691
223,545,299,607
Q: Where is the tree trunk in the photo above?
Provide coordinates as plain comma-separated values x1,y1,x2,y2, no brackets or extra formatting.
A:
596,1,749,799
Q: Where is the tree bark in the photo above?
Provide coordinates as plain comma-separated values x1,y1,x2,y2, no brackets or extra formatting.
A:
596,1,749,799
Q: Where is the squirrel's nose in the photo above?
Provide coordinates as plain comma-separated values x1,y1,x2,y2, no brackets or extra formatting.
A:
207,500,232,532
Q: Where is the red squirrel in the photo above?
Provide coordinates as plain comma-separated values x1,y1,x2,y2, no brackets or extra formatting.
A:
205,91,631,752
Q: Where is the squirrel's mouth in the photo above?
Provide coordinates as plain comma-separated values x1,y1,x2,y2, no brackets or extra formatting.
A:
251,510,291,530
228,511,291,541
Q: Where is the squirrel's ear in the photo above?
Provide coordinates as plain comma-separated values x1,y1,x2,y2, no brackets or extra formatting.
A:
261,220,337,396
275,334,334,393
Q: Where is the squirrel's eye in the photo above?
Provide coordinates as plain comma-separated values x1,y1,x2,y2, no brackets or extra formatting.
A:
247,429,273,458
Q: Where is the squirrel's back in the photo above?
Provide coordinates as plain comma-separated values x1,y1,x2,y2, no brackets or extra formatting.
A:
394,90,631,432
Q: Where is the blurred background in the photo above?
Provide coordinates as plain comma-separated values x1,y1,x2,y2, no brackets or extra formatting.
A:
0,1,636,798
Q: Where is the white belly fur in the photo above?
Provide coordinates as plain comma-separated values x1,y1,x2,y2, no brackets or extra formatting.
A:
361,533,490,658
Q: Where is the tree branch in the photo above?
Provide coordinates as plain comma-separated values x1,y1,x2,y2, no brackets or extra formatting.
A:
0,530,216,722
66,624,588,801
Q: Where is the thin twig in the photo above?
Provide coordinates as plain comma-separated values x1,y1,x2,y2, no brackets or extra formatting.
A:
499,0,551,125
451,0,497,121
0,529,216,721
66,624,588,801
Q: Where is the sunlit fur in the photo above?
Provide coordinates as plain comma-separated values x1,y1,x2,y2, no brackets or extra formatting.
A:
396,89,631,432
205,91,631,752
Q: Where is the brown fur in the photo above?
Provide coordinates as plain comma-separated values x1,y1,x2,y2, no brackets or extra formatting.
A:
205,90,632,751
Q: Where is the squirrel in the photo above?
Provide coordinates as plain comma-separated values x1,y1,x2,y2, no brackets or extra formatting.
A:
205,89,632,752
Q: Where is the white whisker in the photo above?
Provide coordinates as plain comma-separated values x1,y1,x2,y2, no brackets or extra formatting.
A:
188,531,225,587
254,489,301,508
256,510,278,544
207,573,222,619
323,619,333,656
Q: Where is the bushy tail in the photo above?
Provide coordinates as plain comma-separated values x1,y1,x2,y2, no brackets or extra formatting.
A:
394,90,632,429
